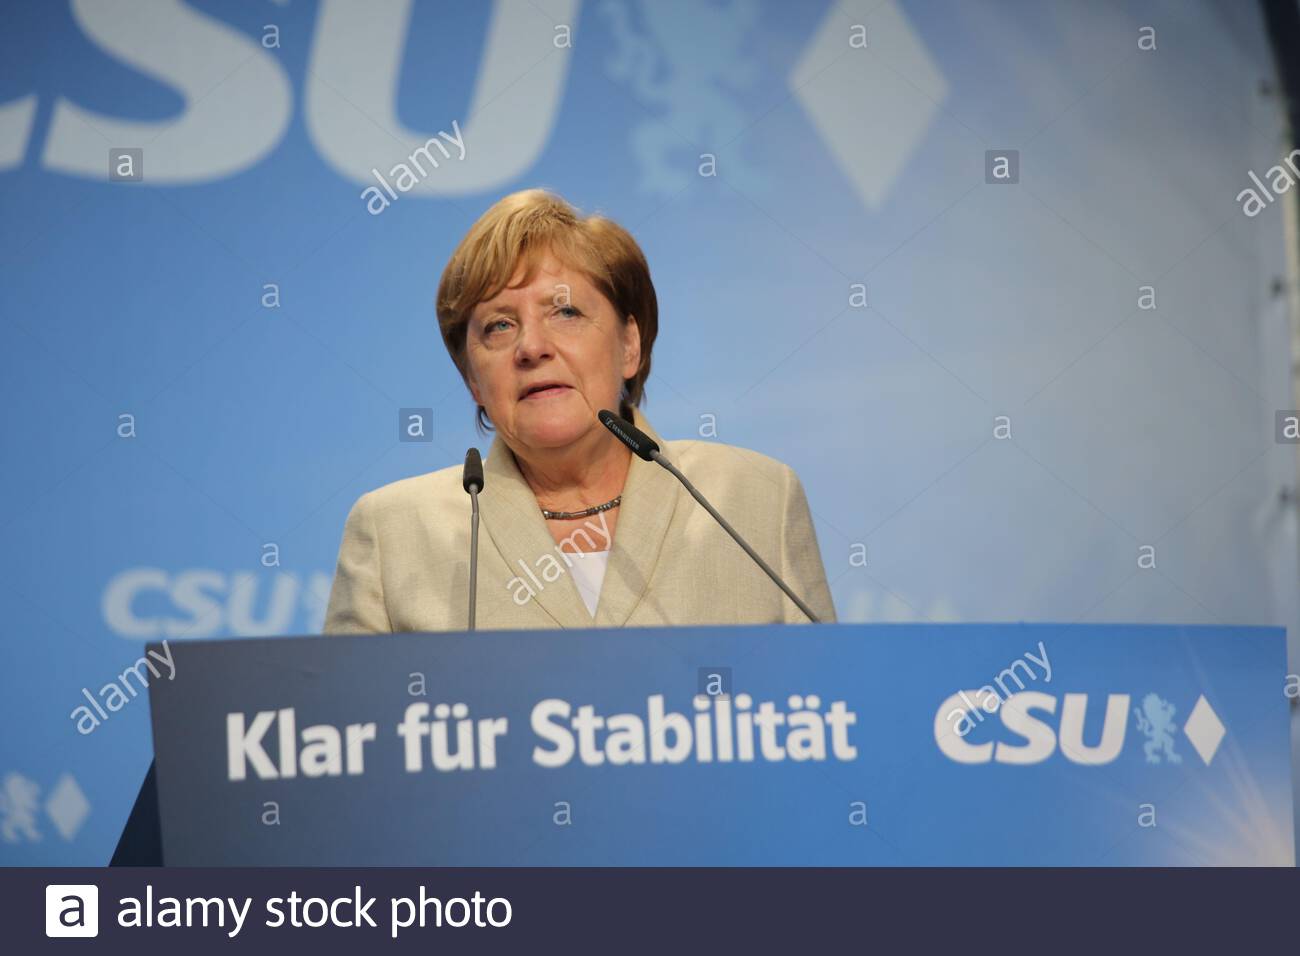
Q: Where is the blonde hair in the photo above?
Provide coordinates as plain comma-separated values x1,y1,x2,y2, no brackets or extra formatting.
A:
436,188,659,432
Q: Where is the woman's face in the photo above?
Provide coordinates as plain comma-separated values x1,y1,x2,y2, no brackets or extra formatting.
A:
465,251,640,456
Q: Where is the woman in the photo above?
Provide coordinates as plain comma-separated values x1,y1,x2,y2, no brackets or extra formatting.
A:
323,189,835,633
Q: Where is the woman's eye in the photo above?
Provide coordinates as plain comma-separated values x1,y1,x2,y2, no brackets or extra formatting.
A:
485,319,511,334
556,306,581,318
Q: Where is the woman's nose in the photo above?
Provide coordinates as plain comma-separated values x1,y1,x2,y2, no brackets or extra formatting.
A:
514,315,553,364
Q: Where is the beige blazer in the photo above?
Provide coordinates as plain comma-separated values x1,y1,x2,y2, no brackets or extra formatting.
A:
322,406,837,634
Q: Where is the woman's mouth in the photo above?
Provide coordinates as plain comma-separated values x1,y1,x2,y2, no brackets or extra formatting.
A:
520,384,573,401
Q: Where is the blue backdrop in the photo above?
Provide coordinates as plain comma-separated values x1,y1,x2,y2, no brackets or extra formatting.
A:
1,0,1296,864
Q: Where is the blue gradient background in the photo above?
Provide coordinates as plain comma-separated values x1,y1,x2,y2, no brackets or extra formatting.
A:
0,0,1295,863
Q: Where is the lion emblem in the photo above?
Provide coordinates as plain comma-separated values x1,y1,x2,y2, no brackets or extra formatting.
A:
599,0,765,196
1134,693,1182,765
0,772,42,843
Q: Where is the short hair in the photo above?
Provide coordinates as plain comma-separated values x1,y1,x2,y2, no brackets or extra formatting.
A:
436,188,659,433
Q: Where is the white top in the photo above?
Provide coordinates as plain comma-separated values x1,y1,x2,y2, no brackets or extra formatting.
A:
566,549,610,617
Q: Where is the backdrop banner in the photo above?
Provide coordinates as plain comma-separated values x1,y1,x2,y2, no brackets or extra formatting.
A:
147,622,1295,865
4,2,1295,866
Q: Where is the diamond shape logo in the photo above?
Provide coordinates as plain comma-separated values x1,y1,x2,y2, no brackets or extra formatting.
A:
1182,695,1226,766
790,0,947,209
45,774,90,841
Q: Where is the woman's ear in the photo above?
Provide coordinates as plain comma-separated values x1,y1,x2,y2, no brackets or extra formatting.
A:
621,314,641,379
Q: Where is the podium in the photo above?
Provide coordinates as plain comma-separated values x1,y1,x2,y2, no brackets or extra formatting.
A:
122,622,1295,865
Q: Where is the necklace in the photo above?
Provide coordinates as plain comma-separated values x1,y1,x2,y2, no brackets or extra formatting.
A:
540,495,622,520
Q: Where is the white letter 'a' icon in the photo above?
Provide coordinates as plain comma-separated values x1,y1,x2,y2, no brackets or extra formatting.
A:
306,0,577,194
43,0,291,183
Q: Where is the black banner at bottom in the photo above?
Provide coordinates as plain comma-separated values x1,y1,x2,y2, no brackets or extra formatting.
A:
6,867,1295,952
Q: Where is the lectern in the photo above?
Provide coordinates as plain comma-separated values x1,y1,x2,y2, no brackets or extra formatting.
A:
117,623,1295,866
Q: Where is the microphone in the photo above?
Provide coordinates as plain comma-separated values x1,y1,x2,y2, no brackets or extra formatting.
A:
597,410,821,623
462,448,484,631
598,408,659,460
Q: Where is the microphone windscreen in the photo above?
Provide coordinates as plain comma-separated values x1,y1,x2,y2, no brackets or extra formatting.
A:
462,447,484,493
598,409,659,461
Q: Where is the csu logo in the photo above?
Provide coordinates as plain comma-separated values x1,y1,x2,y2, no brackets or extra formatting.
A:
1,0,576,188
1,0,942,209
102,568,331,639
934,691,1226,767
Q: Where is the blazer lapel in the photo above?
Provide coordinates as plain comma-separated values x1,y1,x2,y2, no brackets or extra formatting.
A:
480,432,593,629
478,407,679,630
592,407,679,628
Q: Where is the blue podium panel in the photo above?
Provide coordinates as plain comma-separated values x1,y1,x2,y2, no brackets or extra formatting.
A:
146,623,1294,865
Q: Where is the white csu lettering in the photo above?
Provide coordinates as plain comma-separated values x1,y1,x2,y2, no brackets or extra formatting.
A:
227,709,376,781
3,0,576,186
102,568,332,639
934,692,1130,765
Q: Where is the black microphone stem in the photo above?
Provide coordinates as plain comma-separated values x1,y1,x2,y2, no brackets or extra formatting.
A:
467,486,479,631
648,449,821,624
462,447,484,632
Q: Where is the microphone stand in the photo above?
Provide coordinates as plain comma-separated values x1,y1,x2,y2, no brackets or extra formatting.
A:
598,410,821,624
462,448,484,631
651,452,821,624
468,485,479,631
